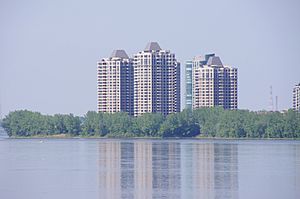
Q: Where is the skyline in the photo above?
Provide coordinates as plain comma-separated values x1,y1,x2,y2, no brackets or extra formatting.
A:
97,42,181,116
1,0,300,116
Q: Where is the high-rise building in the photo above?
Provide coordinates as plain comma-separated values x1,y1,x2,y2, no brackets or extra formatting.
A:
185,61,193,109
293,83,300,112
185,54,214,109
191,54,237,110
133,42,180,116
97,50,134,115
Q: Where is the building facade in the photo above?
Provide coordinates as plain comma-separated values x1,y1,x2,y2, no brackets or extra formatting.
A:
293,83,300,112
191,54,237,110
97,50,134,115
185,54,214,109
133,42,180,116
185,61,193,109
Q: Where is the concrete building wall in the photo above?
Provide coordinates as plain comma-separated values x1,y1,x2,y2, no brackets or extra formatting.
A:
293,84,300,111
192,55,237,110
133,42,180,116
185,61,193,109
97,43,180,116
97,50,134,115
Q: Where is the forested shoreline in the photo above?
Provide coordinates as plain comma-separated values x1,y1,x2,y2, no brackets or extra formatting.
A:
1,107,300,138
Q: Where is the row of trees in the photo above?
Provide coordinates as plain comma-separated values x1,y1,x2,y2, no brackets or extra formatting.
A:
0,110,81,137
1,108,300,138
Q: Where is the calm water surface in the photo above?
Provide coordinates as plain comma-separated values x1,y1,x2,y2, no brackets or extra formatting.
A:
0,139,299,199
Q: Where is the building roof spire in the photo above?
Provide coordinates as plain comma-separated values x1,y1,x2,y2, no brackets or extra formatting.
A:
206,56,223,66
110,50,129,59
144,42,161,51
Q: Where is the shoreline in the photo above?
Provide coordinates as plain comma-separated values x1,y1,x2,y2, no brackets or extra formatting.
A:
5,134,300,141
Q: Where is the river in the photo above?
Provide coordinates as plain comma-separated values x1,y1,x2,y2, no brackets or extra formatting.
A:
0,139,299,199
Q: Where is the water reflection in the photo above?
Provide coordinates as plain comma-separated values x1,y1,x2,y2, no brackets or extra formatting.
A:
214,144,238,199
97,141,238,199
296,146,300,198
98,142,122,198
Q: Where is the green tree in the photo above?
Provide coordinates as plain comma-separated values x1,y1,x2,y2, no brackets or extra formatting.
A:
132,113,164,137
81,111,99,136
159,109,200,137
107,112,132,136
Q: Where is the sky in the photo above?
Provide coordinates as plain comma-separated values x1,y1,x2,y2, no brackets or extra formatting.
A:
0,0,300,117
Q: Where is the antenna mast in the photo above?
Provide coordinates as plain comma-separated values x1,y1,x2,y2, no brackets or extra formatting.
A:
269,86,274,111
275,96,278,111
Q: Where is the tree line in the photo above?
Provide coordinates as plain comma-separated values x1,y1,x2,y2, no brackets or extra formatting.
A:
1,107,300,138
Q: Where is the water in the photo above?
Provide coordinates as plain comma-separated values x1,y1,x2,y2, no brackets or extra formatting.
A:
0,139,299,199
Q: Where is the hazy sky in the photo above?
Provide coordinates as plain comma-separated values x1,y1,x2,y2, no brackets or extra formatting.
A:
1,0,300,116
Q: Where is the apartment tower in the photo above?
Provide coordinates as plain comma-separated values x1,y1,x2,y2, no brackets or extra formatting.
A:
293,83,300,112
97,50,134,115
185,61,193,109
133,42,180,116
192,54,237,110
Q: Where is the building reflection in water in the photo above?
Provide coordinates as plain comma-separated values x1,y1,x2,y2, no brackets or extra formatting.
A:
181,143,215,199
214,144,239,199
98,141,238,199
134,141,153,199
152,142,181,199
295,144,300,199
98,142,122,198
120,142,134,199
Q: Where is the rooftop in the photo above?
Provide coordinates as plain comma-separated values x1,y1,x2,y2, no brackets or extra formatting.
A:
144,42,161,51
207,56,223,66
110,50,129,59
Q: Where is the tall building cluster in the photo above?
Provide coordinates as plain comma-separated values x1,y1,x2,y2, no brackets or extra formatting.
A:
293,83,300,112
97,42,180,116
186,54,238,110
97,42,238,116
